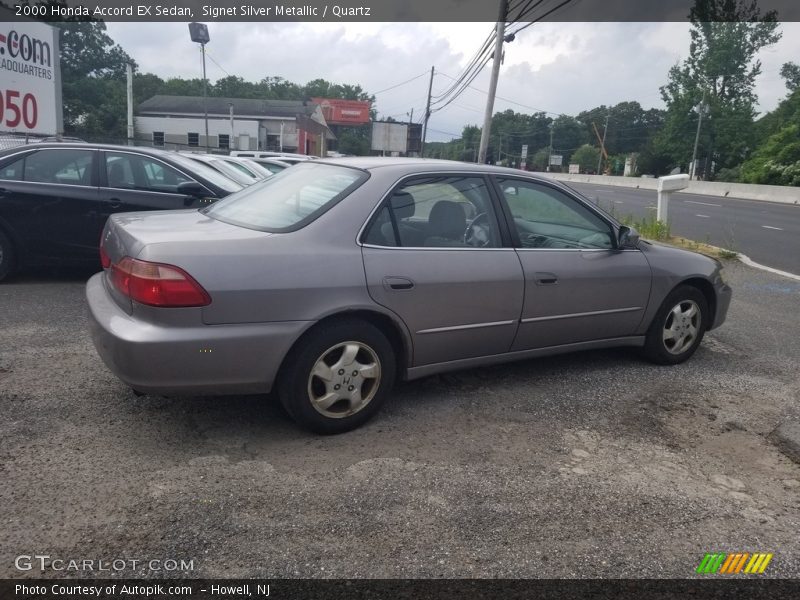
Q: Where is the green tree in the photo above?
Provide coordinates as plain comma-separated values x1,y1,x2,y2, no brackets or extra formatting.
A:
740,124,800,186
577,102,665,157
654,0,781,178
780,62,800,93
550,115,587,162
30,1,134,137
570,144,600,173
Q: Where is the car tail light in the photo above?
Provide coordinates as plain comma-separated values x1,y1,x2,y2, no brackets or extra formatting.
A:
109,257,211,307
99,233,110,269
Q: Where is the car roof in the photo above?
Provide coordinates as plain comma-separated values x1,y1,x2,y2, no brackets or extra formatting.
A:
313,156,554,180
0,142,185,160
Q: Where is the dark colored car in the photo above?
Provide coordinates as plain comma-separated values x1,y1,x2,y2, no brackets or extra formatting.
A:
0,143,242,280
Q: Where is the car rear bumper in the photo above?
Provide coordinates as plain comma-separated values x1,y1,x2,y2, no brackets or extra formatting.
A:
86,273,310,395
710,282,732,330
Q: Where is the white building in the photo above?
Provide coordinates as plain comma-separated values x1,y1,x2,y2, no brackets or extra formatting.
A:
135,95,334,156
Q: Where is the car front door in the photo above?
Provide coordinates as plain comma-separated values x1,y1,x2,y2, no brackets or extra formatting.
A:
493,177,652,351
361,174,524,367
0,147,100,263
98,150,211,221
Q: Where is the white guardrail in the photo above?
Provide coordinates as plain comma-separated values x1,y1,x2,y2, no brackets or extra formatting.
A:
544,173,800,205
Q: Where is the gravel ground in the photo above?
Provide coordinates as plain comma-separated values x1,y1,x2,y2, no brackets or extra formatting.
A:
1,261,799,579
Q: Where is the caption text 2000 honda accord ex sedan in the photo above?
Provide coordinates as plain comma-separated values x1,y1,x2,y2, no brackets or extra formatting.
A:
87,158,732,434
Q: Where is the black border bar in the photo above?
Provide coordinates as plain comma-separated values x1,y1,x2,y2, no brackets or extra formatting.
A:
4,579,800,600
2,0,800,22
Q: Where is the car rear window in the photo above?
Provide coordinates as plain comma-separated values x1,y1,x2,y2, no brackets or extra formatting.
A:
203,162,368,232
168,153,243,193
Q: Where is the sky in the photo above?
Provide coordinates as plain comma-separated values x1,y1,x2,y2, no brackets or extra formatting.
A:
106,21,800,143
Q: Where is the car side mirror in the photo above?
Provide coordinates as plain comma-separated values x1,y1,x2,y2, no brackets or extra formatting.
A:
618,225,640,248
177,181,208,198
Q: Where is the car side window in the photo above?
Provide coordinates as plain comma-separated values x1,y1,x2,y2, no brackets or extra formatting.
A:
105,152,192,193
23,149,94,186
497,178,614,250
363,176,501,248
0,155,25,181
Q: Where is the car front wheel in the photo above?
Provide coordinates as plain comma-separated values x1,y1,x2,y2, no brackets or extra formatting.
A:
278,319,396,434
643,285,708,365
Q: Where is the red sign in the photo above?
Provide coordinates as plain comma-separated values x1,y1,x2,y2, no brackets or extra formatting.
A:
311,98,371,125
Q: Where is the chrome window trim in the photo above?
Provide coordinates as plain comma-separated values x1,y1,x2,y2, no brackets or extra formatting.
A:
417,320,517,335
361,243,515,252
515,247,641,253
520,306,644,324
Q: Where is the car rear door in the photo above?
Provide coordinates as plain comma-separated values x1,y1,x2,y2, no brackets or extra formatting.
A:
0,147,101,263
98,150,211,220
493,176,652,351
361,174,524,367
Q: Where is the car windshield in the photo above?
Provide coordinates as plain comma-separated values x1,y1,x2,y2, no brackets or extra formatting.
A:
168,153,243,193
204,162,368,232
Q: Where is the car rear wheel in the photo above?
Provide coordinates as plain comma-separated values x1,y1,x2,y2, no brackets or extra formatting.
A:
643,285,708,365
278,319,396,434
0,229,15,282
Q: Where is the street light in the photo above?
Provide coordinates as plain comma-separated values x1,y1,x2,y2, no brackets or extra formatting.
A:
188,22,210,152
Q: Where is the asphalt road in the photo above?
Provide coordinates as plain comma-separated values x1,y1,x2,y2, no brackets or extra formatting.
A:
565,182,800,275
1,264,799,579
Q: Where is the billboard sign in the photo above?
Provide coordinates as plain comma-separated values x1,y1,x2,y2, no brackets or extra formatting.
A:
371,121,408,153
0,17,61,135
311,98,371,125
520,144,528,159
549,154,563,166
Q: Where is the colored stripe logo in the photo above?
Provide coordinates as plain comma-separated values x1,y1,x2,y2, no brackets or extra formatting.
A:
696,552,773,574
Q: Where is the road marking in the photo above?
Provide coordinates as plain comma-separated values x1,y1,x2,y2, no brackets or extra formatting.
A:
685,200,722,207
696,214,710,218
613,200,624,204
762,225,783,230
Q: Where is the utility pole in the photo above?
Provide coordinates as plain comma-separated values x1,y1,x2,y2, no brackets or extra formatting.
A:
547,122,554,172
596,113,609,174
690,88,707,180
420,66,434,157
201,43,209,152
477,0,508,164
126,62,134,146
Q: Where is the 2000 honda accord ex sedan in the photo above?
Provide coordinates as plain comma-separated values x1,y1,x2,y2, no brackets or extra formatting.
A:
87,158,732,434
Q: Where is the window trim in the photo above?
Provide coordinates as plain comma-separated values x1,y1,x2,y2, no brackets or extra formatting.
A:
358,171,514,250
99,150,210,197
489,175,625,251
0,147,99,188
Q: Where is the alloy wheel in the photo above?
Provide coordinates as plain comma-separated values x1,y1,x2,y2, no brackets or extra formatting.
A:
662,299,701,355
306,341,381,419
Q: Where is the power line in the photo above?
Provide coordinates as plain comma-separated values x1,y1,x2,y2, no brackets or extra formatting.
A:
372,71,430,95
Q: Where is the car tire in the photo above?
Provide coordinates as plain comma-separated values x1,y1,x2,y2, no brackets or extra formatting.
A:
278,319,396,434
0,228,15,282
643,285,708,365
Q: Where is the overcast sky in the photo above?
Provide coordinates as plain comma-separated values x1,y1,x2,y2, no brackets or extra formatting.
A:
106,21,800,143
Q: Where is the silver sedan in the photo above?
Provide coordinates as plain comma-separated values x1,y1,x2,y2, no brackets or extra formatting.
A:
87,158,732,433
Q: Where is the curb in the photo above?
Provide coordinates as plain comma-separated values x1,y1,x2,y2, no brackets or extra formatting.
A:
736,253,800,282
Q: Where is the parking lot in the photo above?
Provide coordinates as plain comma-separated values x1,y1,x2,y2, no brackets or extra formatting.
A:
1,259,799,578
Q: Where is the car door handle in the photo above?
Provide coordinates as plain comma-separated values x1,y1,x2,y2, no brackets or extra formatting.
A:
535,272,558,285
107,198,122,209
383,277,415,291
